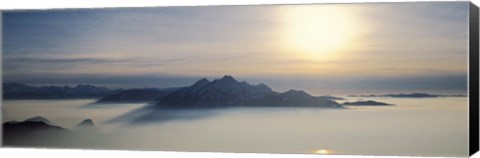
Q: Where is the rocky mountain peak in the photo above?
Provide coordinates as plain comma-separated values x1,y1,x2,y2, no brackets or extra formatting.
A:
75,119,95,128
214,75,238,84
283,89,311,97
24,116,51,124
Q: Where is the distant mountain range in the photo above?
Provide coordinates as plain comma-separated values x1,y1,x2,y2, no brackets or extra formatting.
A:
245,90,342,107
3,75,347,108
342,100,393,106
348,93,467,98
3,82,177,102
156,75,342,108
3,82,113,99
95,88,178,103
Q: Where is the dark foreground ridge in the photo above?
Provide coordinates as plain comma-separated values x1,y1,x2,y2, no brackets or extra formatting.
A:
3,116,97,147
3,119,67,137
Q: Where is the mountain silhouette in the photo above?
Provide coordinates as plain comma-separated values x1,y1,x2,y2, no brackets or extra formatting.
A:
96,88,178,103
156,75,341,108
342,100,393,106
3,82,113,99
246,90,341,107
75,119,95,129
349,93,444,98
157,75,273,108
3,117,69,143
24,116,53,125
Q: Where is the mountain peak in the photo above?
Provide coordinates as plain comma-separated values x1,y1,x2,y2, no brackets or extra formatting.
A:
191,78,211,90
157,75,274,107
210,75,240,85
24,116,51,124
219,75,237,82
283,89,311,97
194,78,210,85
75,119,95,128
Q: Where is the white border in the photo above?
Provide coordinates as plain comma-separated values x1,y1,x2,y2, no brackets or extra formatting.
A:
0,0,478,158
0,0,472,10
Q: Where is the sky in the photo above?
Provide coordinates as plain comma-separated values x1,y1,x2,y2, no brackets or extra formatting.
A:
2,2,470,95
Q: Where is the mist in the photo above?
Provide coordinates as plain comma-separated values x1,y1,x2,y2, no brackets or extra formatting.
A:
2,97,468,157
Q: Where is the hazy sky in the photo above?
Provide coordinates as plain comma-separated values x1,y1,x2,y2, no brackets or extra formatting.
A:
2,2,469,95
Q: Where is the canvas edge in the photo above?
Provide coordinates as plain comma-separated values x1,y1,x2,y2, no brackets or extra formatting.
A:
469,1,480,157
0,10,4,147
0,2,476,157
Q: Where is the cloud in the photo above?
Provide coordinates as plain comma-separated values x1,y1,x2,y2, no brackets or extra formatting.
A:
3,57,188,74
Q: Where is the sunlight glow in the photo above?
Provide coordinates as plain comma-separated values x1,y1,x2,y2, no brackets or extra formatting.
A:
281,5,358,59
312,149,333,154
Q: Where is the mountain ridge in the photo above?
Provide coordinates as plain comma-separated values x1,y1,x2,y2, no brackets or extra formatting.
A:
3,82,113,99
348,92,466,98
156,75,341,108
95,87,178,103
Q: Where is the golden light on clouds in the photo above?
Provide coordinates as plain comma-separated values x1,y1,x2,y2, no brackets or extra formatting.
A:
311,149,333,154
280,5,360,60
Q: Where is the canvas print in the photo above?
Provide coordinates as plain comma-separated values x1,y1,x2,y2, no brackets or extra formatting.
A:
1,2,475,157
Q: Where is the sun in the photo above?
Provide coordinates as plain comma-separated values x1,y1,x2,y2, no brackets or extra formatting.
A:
281,5,357,59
